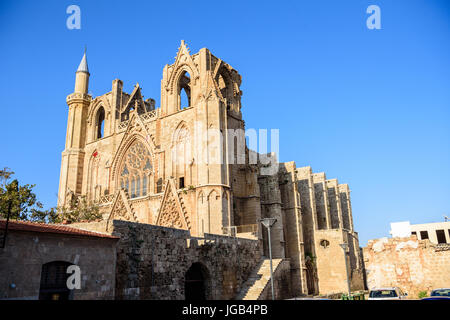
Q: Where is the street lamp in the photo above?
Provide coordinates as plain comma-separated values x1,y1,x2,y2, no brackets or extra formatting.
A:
339,243,351,299
259,217,277,300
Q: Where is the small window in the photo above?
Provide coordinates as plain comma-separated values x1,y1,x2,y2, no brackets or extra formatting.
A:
179,177,185,189
156,178,163,193
411,231,417,236
320,239,330,248
420,231,429,240
436,230,446,244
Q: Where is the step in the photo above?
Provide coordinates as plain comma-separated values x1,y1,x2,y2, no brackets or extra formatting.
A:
235,258,284,300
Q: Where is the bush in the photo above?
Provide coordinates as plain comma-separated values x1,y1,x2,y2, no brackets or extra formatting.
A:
418,291,428,299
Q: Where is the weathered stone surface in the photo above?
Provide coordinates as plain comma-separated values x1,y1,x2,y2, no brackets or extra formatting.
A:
364,236,450,298
56,41,364,298
0,227,117,300
110,220,261,300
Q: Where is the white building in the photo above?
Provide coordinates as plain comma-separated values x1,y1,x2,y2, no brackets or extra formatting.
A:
390,220,450,244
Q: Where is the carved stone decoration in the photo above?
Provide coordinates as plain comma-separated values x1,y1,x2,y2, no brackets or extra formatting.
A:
110,112,157,183
87,95,112,126
106,189,137,231
121,83,146,116
197,73,222,103
166,40,199,94
156,179,189,230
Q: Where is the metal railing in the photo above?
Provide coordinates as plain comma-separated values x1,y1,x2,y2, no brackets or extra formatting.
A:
236,224,258,233
223,224,259,237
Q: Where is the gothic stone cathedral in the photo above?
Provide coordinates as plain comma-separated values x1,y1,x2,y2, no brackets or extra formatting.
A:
58,41,365,298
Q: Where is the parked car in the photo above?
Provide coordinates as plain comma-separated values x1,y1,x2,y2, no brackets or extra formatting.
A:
422,288,450,300
368,287,408,300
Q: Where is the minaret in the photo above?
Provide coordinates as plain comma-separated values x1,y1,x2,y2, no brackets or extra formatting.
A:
74,49,89,93
58,50,92,207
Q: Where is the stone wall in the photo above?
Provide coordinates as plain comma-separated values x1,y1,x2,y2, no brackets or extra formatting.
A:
109,220,261,300
277,162,307,296
0,229,117,300
314,229,348,294
314,229,364,294
364,236,450,298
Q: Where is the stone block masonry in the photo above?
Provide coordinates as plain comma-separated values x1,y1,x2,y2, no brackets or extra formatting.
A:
57,41,365,298
0,220,118,300
364,236,450,298
110,220,262,300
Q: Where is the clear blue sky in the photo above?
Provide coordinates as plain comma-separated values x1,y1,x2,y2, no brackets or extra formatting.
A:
1,0,449,246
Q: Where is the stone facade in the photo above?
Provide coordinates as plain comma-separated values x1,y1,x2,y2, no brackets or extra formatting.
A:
58,41,364,297
0,220,118,300
364,236,450,299
275,164,365,295
71,219,261,299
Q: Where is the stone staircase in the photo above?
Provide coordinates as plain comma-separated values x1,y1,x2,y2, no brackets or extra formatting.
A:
235,258,283,300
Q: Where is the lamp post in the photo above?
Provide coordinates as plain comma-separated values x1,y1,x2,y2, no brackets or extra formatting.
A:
339,243,351,298
259,217,277,300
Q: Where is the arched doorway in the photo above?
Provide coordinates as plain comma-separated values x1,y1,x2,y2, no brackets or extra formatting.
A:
305,260,317,295
39,261,73,300
184,262,210,300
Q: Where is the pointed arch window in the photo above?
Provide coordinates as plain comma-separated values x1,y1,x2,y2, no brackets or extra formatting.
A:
216,69,233,112
178,71,191,110
96,107,105,139
119,140,152,198
217,74,228,99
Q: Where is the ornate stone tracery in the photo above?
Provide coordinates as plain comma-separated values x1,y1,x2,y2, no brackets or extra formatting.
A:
119,140,152,199
110,111,157,185
156,180,189,229
106,189,137,231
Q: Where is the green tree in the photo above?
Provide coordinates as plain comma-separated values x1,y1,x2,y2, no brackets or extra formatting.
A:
57,195,101,223
0,167,51,221
1,167,101,224
0,167,14,186
29,207,61,224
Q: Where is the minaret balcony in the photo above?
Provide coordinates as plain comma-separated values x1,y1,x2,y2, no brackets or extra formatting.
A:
66,92,92,104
